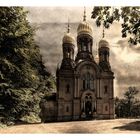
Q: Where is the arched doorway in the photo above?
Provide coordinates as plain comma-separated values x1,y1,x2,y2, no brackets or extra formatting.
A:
81,94,93,119
85,100,92,117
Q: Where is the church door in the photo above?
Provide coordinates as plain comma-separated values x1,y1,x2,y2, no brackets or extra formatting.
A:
85,100,92,118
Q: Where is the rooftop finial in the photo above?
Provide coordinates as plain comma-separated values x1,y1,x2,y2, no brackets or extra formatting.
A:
67,18,70,33
83,6,86,21
102,24,105,38
95,42,98,56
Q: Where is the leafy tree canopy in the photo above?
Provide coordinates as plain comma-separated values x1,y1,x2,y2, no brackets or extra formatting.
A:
91,7,140,45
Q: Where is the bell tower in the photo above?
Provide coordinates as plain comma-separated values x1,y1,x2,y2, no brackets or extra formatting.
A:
56,21,75,121
75,7,94,62
60,21,75,69
98,27,111,71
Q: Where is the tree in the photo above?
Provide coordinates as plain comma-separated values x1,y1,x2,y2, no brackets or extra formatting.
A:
115,97,128,118
124,87,139,117
0,7,55,125
91,7,140,45
115,86,139,118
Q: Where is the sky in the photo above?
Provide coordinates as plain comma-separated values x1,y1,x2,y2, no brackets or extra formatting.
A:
26,7,140,97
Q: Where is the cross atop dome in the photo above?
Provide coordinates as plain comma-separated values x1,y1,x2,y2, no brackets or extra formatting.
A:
102,24,105,38
102,25,105,38
83,7,86,21
67,18,70,33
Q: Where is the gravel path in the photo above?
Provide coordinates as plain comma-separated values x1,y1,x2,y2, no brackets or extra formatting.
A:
0,119,140,133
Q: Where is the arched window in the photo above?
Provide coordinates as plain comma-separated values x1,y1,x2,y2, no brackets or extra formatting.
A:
67,48,71,58
81,42,87,51
83,73,94,90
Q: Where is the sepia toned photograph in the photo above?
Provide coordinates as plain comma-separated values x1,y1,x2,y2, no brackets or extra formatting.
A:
0,6,140,134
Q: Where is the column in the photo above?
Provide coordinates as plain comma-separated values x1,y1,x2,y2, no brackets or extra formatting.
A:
74,77,76,98
77,78,79,97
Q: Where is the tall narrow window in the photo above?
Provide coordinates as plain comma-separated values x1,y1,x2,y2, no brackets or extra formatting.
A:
83,45,86,51
83,79,85,90
105,105,108,111
67,52,70,58
83,74,86,90
82,42,87,51
67,48,71,58
87,73,90,89
66,84,70,93
90,75,94,90
104,85,108,93
104,51,108,62
83,73,94,90
88,43,91,52
66,106,69,112
90,80,94,90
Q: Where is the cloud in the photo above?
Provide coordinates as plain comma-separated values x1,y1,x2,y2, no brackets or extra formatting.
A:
26,7,94,23
110,39,140,97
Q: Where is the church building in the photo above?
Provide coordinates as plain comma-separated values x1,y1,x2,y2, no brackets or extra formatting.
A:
41,9,115,122
56,9,115,121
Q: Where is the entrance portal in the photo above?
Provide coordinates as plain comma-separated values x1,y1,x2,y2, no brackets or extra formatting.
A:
85,101,92,117
81,93,94,119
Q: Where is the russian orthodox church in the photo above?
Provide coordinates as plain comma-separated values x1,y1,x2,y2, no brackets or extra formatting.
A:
41,9,115,122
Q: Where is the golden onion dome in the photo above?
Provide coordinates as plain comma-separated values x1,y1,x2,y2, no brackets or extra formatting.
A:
77,7,93,36
62,21,75,46
63,32,75,45
99,39,109,48
77,21,93,36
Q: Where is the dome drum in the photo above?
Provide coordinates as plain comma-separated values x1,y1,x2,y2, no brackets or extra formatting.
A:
77,33,93,42
63,43,75,50
99,46,109,52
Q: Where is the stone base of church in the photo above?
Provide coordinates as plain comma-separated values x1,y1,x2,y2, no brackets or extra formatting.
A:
96,114,115,119
73,115,80,120
57,116,72,121
44,114,114,122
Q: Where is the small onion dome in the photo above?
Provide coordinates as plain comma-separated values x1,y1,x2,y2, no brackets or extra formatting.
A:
77,21,93,36
99,39,109,48
62,32,75,46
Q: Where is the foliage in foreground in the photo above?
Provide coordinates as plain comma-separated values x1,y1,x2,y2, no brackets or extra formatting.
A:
0,7,55,125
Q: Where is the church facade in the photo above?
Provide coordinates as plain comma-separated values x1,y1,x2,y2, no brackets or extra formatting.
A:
55,13,115,121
